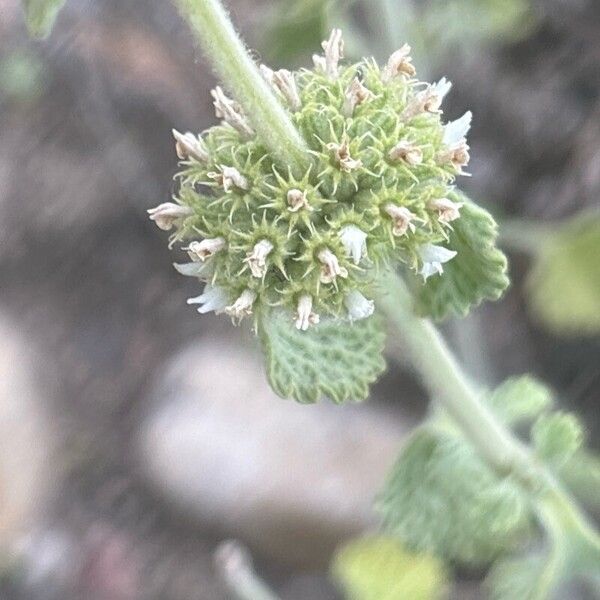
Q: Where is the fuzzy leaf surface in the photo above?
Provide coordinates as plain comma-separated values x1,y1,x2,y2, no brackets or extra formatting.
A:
377,427,531,566
22,0,66,38
259,311,386,403
331,536,447,600
488,375,553,426
532,412,584,467
417,196,509,321
527,212,600,335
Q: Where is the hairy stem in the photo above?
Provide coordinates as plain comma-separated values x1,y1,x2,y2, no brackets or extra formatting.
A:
176,0,310,174
379,272,600,555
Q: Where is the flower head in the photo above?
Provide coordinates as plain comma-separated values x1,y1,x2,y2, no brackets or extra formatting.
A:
155,31,476,330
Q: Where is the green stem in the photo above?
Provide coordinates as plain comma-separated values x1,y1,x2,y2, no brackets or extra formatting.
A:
378,272,600,561
176,0,310,175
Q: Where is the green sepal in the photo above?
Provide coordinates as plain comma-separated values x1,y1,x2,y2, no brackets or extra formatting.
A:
258,310,386,403
417,195,509,321
22,0,66,38
331,535,448,600
377,427,532,566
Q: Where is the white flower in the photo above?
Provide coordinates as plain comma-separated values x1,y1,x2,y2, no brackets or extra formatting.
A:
287,188,312,212
244,239,273,278
428,198,463,223
384,204,419,236
443,111,472,145
423,77,452,113
261,66,301,112
327,139,362,172
295,294,320,331
318,248,348,284
339,225,368,265
225,289,257,323
187,284,229,314
418,244,457,280
173,261,214,280
382,44,416,81
319,28,344,79
208,166,249,192
344,290,374,322
343,77,374,117
147,202,192,231
172,130,209,163
211,86,254,137
186,237,226,262
388,141,423,166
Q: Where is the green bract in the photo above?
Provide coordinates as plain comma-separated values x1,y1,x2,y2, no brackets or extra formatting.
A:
150,32,484,331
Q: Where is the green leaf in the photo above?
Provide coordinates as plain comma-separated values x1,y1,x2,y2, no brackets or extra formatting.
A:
417,196,509,321
532,412,584,467
377,427,532,566
487,376,553,426
331,536,447,600
258,311,386,403
527,212,600,335
487,552,564,600
22,0,66,38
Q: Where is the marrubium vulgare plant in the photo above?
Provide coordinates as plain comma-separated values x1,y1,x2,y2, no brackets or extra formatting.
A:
150,33,476,330
145,0,600,597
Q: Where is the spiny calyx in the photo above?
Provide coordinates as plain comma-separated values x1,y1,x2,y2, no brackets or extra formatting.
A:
151,30,473,329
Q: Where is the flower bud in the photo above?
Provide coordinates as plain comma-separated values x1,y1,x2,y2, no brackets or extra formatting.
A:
318,248,348,283
244,239,274,278
339,225,368,265
388,141,423,166
225,289,257,322
319,28,344,79
172,129,209,163
428,198,463,224
344,290,375,322
287,189,312,212
327,139,362,172
187,237,227,262
211,86,254,137
385,204,418,236
208,166,249,192
382,44,416,81
343,78,373,117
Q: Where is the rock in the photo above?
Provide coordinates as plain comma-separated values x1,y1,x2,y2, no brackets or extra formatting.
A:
137,338,411,568
0,314,58,555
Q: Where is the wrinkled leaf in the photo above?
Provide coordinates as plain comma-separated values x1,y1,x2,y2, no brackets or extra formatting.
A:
417,196,509,321
527,212,600,335
259,310,386,403
488,376,553,426
532,412,584,467
377,427,531,566
332,536,447,600
22,0,66,38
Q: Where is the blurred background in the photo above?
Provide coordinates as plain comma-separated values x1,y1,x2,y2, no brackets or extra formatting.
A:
0,0,599,597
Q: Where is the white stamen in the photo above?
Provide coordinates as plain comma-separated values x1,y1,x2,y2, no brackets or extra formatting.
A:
208,166,249,192
384,204,418,236
287,189,312,212
186,237,226,262
147,202,192,231
339,225,368,265
344,290,375,322
327,139,362,172
211,86,254,137
225,289,257,322
388,141,423,166
295,294,320,331
382,44,416,81
428,198,463,223
172,129,209,162
418,244,457,280
343,78,373,117
244,239,274,278
318,248,348,284
187,284,229,314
